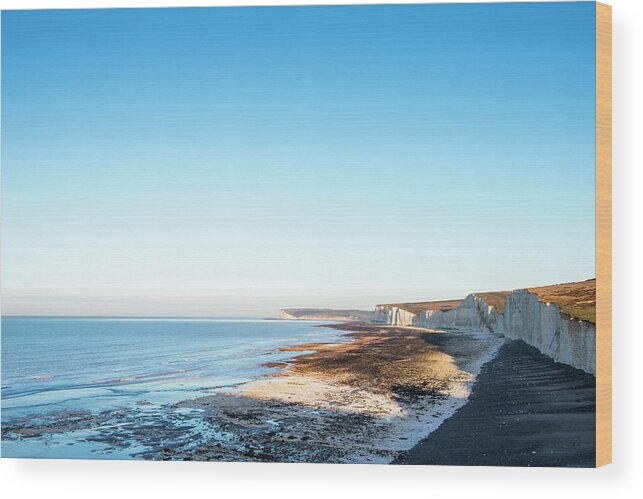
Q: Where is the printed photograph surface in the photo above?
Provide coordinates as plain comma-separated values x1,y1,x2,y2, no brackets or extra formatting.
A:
1,2,597,466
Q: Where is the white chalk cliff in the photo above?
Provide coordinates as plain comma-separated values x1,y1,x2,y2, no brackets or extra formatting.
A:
278,308,374,321
375,295,504,332
502,290,595,375
374,290,595,375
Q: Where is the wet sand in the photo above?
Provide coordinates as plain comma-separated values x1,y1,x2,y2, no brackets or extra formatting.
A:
240,324,483,415
395,339,596,467
175,324,504,463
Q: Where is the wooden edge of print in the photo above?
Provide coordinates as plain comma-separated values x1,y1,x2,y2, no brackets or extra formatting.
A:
596,1,612,468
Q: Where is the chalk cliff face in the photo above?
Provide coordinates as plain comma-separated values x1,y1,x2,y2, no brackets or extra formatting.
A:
375,295,504,332
278,310,298,320
419,295,506,333
503,290,596,375
374,290,595,375
278,308,373,321
373,305,418,327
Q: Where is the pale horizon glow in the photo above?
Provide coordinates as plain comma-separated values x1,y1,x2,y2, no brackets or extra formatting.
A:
2,3,596,317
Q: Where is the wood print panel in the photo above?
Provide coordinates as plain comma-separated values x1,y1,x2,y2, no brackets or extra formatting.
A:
596,1,612,468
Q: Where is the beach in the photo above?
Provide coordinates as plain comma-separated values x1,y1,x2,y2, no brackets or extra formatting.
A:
173,323,505,463
2,319,595,464
2,320,504,462
395,339,596,467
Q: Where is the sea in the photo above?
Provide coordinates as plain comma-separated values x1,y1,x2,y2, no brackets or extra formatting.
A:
0,316,348,459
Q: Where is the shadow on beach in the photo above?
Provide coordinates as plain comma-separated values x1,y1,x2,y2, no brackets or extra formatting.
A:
394,339,596,467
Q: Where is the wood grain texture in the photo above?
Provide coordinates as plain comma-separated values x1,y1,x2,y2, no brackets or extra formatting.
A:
596,1,612,468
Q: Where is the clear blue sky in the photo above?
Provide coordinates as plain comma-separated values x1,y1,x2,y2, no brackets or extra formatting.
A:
1,3,596,317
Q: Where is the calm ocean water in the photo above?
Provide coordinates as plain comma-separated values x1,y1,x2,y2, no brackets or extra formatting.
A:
1,316,347,458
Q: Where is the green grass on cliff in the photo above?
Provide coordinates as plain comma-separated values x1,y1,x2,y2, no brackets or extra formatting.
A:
473,291,511,313
528,279,596,324
380,299,463,315
476,281,596,323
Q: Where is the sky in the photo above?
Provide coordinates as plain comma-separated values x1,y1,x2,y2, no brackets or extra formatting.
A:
1,3,596,317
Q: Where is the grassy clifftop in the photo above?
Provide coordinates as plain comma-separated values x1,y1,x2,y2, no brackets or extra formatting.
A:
473,280,596,324
473,291,512,313
376,299,463,315
528,279,596,324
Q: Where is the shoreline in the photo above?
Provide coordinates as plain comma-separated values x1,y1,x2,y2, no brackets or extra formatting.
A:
178,322,506,463
2,321,506,463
